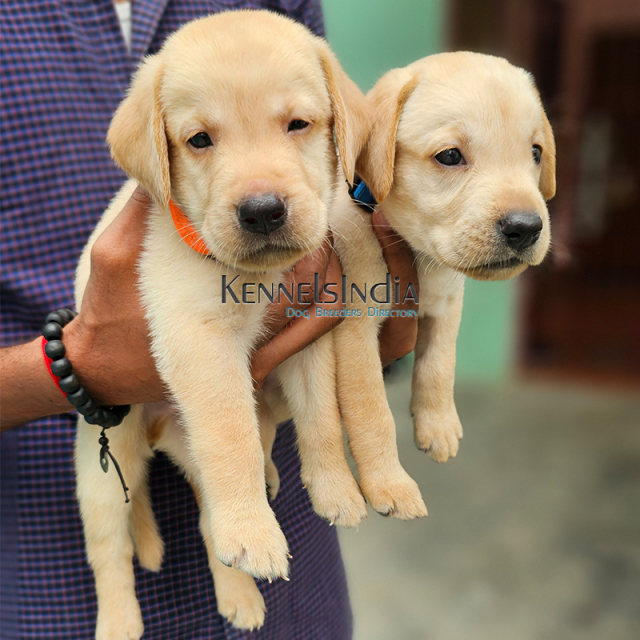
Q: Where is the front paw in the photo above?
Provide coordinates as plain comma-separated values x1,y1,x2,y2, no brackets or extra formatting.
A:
213,508,289,581
360,467,427,520
215,569,266,631
413,406,463,462
303,466,367,528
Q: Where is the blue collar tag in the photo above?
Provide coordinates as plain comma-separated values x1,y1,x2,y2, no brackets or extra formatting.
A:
348,176,377,213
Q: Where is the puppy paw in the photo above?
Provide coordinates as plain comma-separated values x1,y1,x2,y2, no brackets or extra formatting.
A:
304,467,367,528
413,407,463,462
361,467,427,520
213,509,289,581
95,599,143,640
215,569,266,631
265,457,280,502
132,521,165,573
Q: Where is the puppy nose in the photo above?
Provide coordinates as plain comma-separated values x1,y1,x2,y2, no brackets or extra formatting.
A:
498,212,543,251
237,195,287,235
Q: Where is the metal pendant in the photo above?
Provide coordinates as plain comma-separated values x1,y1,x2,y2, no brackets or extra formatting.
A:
100,446,109,473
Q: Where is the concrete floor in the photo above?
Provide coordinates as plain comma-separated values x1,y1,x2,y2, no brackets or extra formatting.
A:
339,369,640,640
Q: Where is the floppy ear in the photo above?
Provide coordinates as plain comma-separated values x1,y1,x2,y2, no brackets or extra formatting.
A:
317,41,370,185
356,69,419,203
539,110,556,200
107,55,170,207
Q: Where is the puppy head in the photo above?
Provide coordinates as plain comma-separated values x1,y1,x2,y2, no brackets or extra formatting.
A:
108,11,369,272
358,52,555,281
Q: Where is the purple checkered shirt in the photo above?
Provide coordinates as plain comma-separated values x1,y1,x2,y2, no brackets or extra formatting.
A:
0,1,352,638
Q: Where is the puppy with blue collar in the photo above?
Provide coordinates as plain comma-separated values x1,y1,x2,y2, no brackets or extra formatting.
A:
329,52,555,516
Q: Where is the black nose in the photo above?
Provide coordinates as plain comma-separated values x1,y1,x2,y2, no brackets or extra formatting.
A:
498,212,543,251
237,195,287,235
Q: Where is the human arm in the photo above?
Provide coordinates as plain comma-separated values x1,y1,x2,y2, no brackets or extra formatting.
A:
1,193,420,431
0,339,75,430
0,189,343,429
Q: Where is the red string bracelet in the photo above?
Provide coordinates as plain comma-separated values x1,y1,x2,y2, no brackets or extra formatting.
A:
41,335,65,396
42,308,131,502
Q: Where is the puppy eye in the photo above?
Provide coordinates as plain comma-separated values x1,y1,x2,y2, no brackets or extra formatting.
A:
188,132,213,148
435,148,464,166
532,144,542,165
288,119,310,133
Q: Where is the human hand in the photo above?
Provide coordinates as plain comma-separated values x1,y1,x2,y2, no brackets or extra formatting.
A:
56,193,414,407
67,189,344,401
0,187,161,429
254,211,420,381
64,187,164,406
0,191,345,428
372,210,419,367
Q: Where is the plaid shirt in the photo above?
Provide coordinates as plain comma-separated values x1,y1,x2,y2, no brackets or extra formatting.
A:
0,1,352,638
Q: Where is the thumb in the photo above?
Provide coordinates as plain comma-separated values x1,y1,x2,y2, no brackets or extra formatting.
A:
102,185,153,250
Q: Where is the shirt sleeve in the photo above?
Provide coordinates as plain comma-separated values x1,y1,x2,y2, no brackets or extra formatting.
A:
290,0,325,38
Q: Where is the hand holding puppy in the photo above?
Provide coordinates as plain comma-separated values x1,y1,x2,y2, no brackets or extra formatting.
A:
65,189,420,405
67,186,348,402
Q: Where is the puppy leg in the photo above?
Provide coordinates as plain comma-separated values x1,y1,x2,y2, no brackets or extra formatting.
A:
129,476,164,572
334,320,427,520
75,405,151,640
157,329,289,580
127,407,171,572
155,414,267,630
278,334,367,527
258,397,280,502
195,487,266,631
412,292,464,462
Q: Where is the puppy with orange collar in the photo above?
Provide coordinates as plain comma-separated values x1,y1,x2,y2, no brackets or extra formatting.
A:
74,11,369,638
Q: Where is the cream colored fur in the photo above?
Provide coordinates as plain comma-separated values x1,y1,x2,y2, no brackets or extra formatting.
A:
74,11,369,639
329,52,555,524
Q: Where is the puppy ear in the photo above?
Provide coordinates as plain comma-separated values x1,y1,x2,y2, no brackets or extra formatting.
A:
539,110,556,200
356,68,419,203
317,41,370,185
107,55,170,207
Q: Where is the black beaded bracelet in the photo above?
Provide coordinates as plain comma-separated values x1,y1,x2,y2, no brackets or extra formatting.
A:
43,309,131,502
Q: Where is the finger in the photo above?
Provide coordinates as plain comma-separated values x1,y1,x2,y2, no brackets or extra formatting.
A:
372,210,420,364
97,186,153,252
261,280,308,337
379,315,419,368
372,209,416,269
262,235,336,337
251,311,338,389
290,231,333,297
372,210,419,310
252,250,344,387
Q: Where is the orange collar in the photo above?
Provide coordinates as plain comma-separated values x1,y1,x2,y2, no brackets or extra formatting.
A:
169,199,211,256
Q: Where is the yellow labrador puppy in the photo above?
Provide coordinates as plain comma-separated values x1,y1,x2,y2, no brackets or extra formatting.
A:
74,11,369,639
329,52,555,515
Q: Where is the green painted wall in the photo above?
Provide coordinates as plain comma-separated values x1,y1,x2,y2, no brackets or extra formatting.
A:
323,0,446,91
323,0,517,379
456,279,516,378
